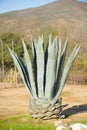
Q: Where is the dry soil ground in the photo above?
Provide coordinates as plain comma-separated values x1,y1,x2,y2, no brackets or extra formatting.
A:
0,83,87,123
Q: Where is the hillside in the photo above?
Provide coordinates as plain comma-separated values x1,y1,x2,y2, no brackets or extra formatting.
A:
0,0,87,42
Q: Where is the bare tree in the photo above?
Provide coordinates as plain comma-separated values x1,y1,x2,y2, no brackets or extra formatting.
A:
12,40,18,87
83,43,87,84
1,40,4,82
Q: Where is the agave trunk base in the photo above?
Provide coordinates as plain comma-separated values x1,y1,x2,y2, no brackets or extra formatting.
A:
29,98,62,120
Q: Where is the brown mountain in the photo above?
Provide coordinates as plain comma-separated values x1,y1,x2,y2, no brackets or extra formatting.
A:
0,0,87,42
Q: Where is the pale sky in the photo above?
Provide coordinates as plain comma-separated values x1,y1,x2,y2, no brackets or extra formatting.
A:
0,0,87,14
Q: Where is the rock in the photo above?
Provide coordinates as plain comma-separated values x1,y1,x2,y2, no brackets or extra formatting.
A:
70,123,87,130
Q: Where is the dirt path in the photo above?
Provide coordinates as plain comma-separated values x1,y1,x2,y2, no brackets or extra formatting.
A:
0,86,29,117
62,85,87,122
0,84,87,122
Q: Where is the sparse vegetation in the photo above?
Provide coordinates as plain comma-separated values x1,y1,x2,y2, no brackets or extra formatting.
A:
0,33,23,67
0,33,32,81
0,114,87,130
0,114,55,130
0,33,32,68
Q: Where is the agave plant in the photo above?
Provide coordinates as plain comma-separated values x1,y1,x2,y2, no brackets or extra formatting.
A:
8,35,80,119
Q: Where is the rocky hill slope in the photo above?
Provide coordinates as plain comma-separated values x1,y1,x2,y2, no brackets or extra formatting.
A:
0,0,87,42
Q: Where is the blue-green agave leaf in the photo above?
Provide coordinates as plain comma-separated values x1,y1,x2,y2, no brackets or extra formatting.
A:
52,38,61,98
53,38,68,97
51,44,81,104
53,36,59,56
56,38,62,79
35,36,44,98
8,47,32,98
44,42,49,93
22,39,37,99
32,38,38,96
45,40,58,101
57,44,80,97
58,38,68,80
48,34,52,48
